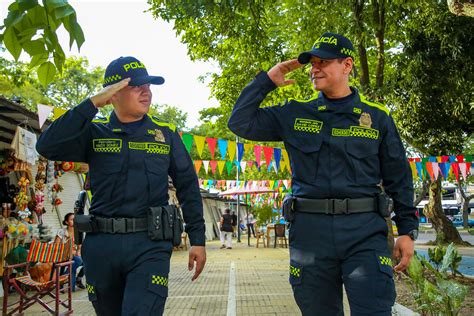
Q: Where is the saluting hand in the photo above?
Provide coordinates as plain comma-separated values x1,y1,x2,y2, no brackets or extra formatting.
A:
188,246,206,281
267,59,304,87
393,235,414,272
90,78,131,108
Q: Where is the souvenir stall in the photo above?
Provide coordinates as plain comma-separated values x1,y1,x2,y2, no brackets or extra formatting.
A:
0,97,88,292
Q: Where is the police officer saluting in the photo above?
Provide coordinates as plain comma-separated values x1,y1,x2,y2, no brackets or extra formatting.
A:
36,56,206,315
228,33,418,315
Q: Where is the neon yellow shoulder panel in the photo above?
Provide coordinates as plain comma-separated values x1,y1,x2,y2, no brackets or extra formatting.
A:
92,116,110,124
287,94,319,104
148,115,176,132
359,95,389,115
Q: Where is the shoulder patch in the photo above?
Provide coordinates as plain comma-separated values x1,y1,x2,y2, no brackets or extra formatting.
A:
148,115,176,132
359,95,389,115
92,116,110,124
287,94,319,104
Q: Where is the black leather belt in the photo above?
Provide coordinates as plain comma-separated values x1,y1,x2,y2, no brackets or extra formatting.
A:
294,197,376,215
94,217,147,234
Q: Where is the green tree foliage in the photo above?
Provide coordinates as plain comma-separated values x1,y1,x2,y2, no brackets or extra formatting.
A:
1,56,103,111
45,56,104,109
388,1,474,156
0,0,84,87
149,104,189,131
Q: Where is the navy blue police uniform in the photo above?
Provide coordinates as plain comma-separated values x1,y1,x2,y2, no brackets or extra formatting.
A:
36,57,205,316
228,34,418,316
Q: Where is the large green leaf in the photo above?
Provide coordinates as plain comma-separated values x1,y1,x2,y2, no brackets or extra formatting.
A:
54,4,75,19
18,0,39,11
3,27,22,60
22,39,46,55
29,53,49,68
25,6,47,27
37,61,56,87
44,0,68,11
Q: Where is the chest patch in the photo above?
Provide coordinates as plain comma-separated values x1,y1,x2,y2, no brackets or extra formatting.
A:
129,142,170,155
93,139,122,153
294,118,323,133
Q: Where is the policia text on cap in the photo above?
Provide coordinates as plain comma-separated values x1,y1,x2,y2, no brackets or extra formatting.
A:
228,33,418,315
36,56,206,316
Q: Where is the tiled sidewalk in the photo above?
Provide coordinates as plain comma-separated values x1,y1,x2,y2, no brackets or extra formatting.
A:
3,239,352,315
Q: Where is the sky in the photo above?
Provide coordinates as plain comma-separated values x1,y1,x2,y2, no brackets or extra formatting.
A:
0,0,219,128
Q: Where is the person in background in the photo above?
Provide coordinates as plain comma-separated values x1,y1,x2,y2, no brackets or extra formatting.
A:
55,212,85,291
220,208,234,249
246,212,256,238
231,211,237,237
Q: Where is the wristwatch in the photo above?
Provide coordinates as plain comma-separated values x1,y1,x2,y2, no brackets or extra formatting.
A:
406,229,419,241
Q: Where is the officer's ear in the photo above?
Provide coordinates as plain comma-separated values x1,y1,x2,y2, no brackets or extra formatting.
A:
343,57,353,76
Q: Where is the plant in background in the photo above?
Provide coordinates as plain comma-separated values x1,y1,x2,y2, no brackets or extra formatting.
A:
428,244,462,276
252,205,273,226
405,243,468,315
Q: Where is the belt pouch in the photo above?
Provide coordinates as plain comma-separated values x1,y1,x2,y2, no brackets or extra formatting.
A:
148,206,164,241
74,214,97,233
170,205,184,246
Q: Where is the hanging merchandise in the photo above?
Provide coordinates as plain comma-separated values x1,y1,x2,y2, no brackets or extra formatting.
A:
10,126,38,165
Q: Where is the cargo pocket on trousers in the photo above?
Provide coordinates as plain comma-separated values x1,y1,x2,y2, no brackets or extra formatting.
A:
85,280,97,303
289,261,303,287
375,252,396,308
143,273,169,313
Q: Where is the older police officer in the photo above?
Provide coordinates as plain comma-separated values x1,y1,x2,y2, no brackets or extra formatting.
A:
228,33,418,315
37,56,206,315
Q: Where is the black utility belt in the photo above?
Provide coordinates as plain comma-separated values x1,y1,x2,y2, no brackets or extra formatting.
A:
294,197,376,215
74,205,184,246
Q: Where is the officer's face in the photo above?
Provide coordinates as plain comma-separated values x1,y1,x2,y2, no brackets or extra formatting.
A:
112,84,152,118
309,56,352,93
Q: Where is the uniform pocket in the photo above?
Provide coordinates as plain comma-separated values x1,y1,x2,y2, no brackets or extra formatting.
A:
85,280,97,302
285,137,323,183
145,157,169,203
375,252,396,308
143,273,169,313
89,156,124,200
289,261,303,286
346,140,380,184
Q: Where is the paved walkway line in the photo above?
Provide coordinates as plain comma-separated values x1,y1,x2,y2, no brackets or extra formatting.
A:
227,261,236,316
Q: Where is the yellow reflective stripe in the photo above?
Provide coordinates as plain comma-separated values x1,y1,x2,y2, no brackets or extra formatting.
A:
287,94,319,104
129,142,170,154
289,265,301,277
359,95,389,115
148,115,176,132
92,116,110,123
151,275,168,287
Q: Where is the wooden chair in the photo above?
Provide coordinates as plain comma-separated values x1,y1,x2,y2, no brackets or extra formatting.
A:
274,223,288,248
255,226,266,248
2,239,74,316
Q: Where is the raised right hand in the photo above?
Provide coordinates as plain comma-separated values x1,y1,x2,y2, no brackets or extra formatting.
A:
90,78,131,108
267,59,303,87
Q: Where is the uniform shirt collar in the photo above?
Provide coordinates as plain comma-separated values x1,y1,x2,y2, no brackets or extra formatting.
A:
108,110,148,134
316,87,360,114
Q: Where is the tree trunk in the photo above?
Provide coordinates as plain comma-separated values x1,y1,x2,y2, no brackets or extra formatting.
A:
457,179,474,229
423,177,465,244
353,0,370,91
373,0,385,89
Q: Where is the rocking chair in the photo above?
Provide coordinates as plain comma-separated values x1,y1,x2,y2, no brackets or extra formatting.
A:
2,238,74,315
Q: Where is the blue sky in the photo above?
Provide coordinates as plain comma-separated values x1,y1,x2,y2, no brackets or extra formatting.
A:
0,0,219,127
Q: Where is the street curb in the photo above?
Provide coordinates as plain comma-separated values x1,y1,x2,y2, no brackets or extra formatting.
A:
392,303,420,315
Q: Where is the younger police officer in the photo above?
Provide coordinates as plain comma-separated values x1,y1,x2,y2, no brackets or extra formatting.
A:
36,56,206,315
228,33,418,315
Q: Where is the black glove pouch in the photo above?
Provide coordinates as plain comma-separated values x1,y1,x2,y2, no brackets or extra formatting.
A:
74,214,98,233
148,205,184,246
377,193,391,218
282,195,296,223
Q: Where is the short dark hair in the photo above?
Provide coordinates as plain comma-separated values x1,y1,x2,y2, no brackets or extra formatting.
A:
225,208,231,214
63,212,74,226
